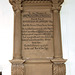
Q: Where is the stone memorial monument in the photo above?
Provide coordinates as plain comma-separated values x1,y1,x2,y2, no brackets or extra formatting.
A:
9,0,67,75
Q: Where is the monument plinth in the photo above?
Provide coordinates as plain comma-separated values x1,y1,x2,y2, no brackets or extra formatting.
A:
9,0,66,75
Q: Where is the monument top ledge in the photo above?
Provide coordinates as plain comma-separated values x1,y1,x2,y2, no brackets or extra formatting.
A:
9,0,64,5
9,0,64,11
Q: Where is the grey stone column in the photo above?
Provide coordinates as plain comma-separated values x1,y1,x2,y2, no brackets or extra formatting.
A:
9,1,25,75
53,9,62,58
13,9,22,59
51,1,67,75
12,1,23,59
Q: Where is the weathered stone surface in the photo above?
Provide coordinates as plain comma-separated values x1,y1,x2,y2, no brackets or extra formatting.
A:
10,59,25,75
22,4,54,59
11,64,24,75
9,0,66,75
51,58,66,75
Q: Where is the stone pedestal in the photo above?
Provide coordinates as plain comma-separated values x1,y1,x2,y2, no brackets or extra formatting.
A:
10,59,25,75
51,58,67,75
9,0,66,75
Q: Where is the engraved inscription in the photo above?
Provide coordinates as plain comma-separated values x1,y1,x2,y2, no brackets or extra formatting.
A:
22,11,53,50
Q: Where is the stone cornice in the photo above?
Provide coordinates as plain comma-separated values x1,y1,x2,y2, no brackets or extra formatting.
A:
51,0,64,11
52,0,64,4
9,0,24,5
9,0,24,11
9,0,64,11
9,0,64,5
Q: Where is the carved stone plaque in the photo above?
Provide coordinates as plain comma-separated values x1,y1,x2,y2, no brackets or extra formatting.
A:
22,5,54,58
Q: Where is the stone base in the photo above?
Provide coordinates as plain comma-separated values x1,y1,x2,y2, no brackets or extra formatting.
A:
10,58,66,75
53,64,66,75
51,58,67,75
10,59,25,75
